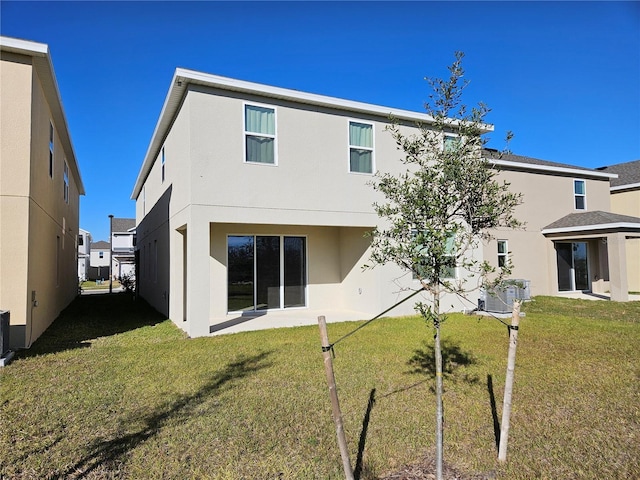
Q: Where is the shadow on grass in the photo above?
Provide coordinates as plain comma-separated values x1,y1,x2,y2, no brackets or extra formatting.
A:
407,338,478,391
64,351,272,478
354,388,376,480
20,293,167,358
487,374,501,450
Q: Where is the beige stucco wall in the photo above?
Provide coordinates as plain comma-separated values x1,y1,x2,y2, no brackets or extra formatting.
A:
487,168,612,296
135,85,479,336
0,51,81,348
610,188,640,291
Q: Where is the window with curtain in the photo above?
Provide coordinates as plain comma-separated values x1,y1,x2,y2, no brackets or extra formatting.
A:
574,180,586,210
245,104,276,164
497,240,508,267
349,121,373,173
444,135,460,153
411,230,456,280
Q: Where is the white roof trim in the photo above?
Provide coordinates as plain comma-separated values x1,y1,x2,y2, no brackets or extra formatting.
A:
611,182,640,192
489,159,617,180
542,222,640,235
131,68,494,199
0,36,48,55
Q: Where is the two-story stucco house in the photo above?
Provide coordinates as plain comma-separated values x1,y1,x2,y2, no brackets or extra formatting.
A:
131,69,482,338
482,150,640,302
0,36,85,349
78,228,92,281
89,240,110,281
111,217,136,280
596,159,640,292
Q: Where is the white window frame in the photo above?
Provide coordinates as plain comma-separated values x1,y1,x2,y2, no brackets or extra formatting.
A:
411,229,457,280
161,147,166,183
63,160,69,203
443,134,460,153
243,102,278,166
497,239,508,268
226,234,309,313
348,119,375,174
574,179,586,210
49,121,54,178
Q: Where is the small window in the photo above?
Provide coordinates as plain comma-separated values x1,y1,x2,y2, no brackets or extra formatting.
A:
161,147,165,183
443,135,460,153
49,122,54,178
99,251,104,259
349,121,373,173
63,160,69,203
78,235,84,246
412,230,456,280
497,240,508,268
244,104,276,164
574,180,586,210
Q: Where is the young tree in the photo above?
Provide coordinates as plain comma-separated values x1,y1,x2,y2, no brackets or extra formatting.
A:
368,51,522,479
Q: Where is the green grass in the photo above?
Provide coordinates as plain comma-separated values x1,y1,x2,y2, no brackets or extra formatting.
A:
80,280,121,290
1,295,639,479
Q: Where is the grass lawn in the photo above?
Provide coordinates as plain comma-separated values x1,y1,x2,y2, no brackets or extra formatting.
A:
1,295,639,479
80,280,121,290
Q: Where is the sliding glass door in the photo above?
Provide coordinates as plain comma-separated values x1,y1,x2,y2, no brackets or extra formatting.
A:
228,235,307,312
555,242,589,292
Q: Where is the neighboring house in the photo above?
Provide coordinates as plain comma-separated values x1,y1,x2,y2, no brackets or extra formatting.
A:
596,159,640,292
78,228,92,281
483,150,640,302
131,69,481,338
89,240,110,281
0,36,85,349
111,218,136,279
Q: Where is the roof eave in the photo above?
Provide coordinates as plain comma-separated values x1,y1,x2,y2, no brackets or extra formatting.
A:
489,158,617,180
131,68,494,199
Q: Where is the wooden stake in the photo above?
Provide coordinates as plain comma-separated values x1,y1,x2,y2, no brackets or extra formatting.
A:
498,300,520,462
318,315,354,480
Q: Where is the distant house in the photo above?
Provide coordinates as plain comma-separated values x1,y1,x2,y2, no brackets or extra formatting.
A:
482,150,640,302
78,228,92,281
0,36,85,349
89,240,110,281
111,218,136,279
596,159,640,292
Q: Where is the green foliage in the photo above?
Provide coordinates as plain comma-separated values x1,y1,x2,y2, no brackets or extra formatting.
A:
369,51,523,296
1,295,639,479
119,273,136,294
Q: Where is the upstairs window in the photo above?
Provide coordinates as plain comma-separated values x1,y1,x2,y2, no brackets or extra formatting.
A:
161,147,165,182
245,104,276,164
63,160,69,203
443,135,460,152
574,180,586,210
78,235,84,246
49,121,54,178
349,121,373,173
99,251,104,259
497,240,508,268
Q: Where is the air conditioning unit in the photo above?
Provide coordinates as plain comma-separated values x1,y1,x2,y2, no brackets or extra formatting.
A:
0,310,10,357
480,280,531,314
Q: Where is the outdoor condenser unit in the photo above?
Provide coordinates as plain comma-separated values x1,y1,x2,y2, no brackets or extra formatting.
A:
480,280,531,314
0,311,10,357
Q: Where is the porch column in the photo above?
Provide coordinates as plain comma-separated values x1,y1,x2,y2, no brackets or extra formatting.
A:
607,232,629,302
185,217,212,337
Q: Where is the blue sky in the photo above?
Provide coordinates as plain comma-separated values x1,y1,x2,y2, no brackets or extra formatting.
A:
2,1,639,241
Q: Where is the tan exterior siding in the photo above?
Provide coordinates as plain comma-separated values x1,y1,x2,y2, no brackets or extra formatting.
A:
0,38,83,349
487,168,612,296
611,189,640,291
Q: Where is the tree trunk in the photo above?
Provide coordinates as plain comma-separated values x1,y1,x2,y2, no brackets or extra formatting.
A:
434,288,444,480
498,300,520,462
